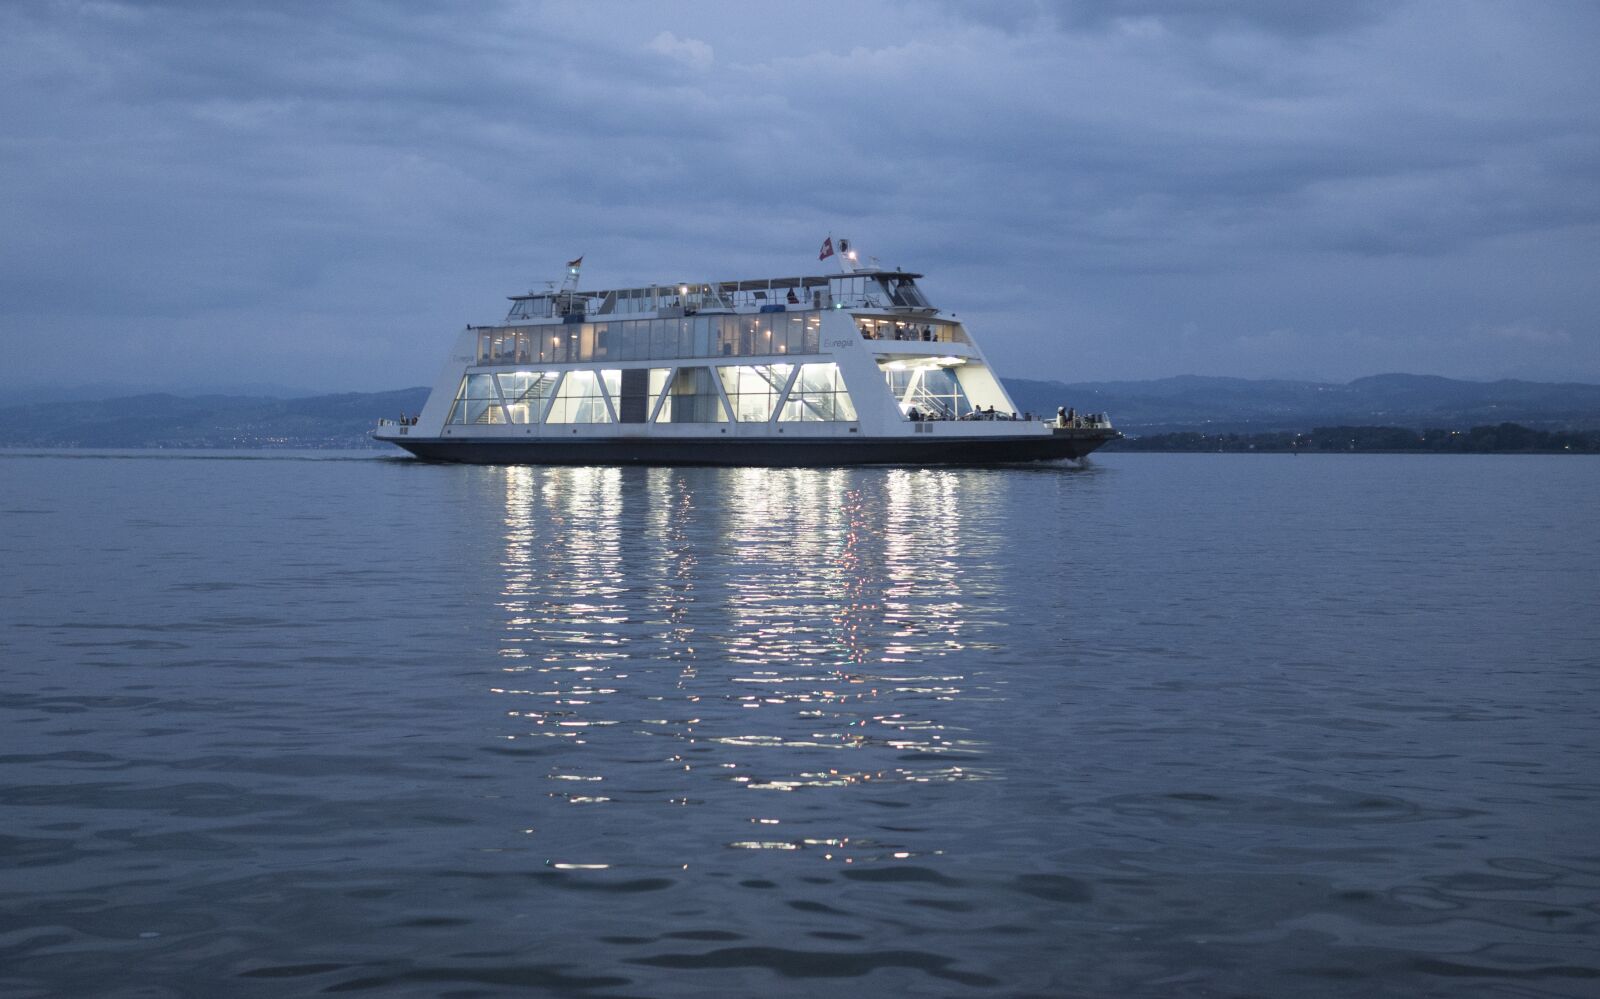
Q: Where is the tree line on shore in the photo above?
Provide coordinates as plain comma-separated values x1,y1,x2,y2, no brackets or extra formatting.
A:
1109,422,1600,453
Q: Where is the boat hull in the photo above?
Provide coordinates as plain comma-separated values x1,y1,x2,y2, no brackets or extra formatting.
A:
381,429,1118,466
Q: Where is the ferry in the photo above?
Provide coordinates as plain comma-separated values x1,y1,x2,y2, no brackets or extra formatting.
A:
373,241,1117,465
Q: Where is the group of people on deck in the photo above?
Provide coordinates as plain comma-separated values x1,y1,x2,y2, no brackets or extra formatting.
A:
1055,406,1105,428
864,324,938,342
906,405,1029,422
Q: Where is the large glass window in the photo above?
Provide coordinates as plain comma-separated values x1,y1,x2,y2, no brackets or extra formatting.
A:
779,363,857,422
447,373,505,425
661,366,727,423
884,365,972,419
650,319,675,359
537,329,569,365
854,318,967,344
649,368,673,421
546,370,614,424
718,364,793,422
480,329,531,363
497,371,559,424
474,311,823,367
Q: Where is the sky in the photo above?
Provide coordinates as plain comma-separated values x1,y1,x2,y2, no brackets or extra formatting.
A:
2,0,1598,395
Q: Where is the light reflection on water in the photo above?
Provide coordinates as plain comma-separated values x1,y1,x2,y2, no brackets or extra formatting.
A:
493,466,1005,857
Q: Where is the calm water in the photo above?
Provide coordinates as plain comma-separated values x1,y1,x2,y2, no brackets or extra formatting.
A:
2,450,1597,998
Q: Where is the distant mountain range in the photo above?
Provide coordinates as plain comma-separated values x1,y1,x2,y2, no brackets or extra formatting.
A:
0,389,429,449
1,375,1598,449
1007,374,1600,434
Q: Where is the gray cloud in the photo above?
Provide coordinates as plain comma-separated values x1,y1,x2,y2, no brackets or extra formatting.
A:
933,0,1391,39
2,0,1597,393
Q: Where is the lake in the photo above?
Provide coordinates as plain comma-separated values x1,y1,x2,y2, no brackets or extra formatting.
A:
2,450,1597,997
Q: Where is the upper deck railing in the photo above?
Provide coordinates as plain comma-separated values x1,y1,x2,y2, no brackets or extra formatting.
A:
505,269,937,322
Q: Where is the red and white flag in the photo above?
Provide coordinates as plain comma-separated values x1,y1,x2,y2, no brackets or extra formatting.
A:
818,237,834,261
566,255,583,268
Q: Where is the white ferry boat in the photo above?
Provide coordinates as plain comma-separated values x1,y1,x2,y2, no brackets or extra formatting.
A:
373,243,1116,465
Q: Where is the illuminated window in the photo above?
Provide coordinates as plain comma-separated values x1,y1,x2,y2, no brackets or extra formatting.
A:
649,368,673,421
446,373,506,425
779,363,857,422
546,370,614,424
496,371,559,424
718,364,793,422
883,365,972,419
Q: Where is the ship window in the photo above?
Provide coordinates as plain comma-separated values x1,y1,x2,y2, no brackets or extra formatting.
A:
718,364,793,422
648,367,673,421
856,318,964,344
716,316,739,357
446,373,506,425
497,371,559,424
883,364,972,420
804,314,821,353
876,276,929,308
660,366,727,423
537,329,574,365
478,330,500,364
775,314,797,354
779,363,857,422
620,321,646,361
546,370,613,424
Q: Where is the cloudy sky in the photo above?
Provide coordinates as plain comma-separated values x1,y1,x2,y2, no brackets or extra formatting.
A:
3,0,1597,394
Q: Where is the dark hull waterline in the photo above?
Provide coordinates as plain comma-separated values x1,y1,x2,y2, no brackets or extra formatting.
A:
387,429,1118,467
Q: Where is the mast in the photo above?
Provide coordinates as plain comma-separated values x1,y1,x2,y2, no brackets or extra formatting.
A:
557,255,583,316
821,235,860,273
836,238,858,273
